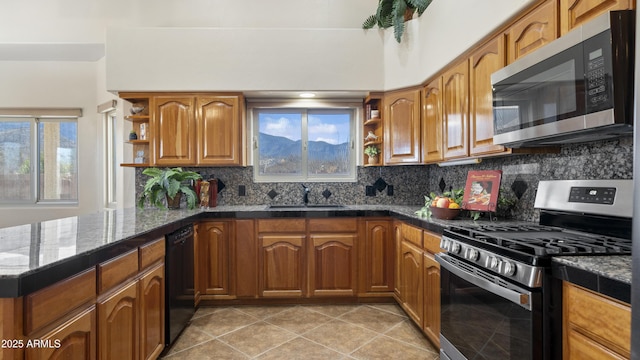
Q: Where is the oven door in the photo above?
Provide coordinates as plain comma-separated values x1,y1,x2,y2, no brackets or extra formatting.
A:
437,253,543,360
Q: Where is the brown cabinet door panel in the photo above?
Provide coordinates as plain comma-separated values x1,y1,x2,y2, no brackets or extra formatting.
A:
422,78,444,163
153,96,196,165
309,234,357,297
197,96,243,166
399,240,424,325
362,220,394,293
423,253,440,348
384,89,422,164
443,60,469,160
98,281,139,360
560,0,633,35
199,222,230,296
139,264,165,360
508,0,558,63
259,235,306,297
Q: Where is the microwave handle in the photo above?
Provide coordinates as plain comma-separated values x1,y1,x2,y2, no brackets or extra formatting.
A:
437,253,532,311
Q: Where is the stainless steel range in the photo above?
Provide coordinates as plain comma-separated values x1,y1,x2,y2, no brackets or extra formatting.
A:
437,179,633,360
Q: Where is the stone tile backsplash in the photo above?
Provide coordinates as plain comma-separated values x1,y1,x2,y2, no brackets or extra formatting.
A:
136,137,633,222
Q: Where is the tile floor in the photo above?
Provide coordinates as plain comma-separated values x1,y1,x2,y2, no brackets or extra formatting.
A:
161,303,440,359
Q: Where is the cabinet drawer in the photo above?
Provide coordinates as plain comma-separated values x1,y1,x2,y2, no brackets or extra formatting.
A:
564,282,631,357
139,237,165,270
258,219,305,233
98,249,139,294
24,268,96,335
401,223,423,247
423,230,443,255
308,218,357,232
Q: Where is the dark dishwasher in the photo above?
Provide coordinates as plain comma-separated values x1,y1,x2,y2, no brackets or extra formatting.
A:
165,224,195,347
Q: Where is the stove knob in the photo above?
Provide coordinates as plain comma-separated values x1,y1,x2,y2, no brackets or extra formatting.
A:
450,242,461,254
503,262,517,276
489,256,500,270
440,239,449,251
465,248,479,261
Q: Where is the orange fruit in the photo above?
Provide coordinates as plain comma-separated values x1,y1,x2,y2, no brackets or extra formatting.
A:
448,203,460,209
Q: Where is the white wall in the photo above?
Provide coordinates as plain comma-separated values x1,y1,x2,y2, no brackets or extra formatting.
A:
0,61,101,227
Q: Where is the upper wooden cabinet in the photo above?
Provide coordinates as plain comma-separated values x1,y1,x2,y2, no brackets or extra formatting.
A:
442,59,470,160
560,0,634,35
507,0,558,63
469,35,508,156
153,96,197,166
384,88,422,164
196,95,244,166
422,78,444,163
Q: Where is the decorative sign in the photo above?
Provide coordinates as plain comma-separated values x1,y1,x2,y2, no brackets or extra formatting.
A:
462,170,502,212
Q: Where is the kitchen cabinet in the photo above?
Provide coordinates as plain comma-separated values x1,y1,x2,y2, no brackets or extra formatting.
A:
396,223,424,325
422,78,444,163
153,96,197,166
308,219,358,297
196,95,244,166
235,219,258,298
422,230,443,348
139,263,165,360
258,219,307,298
384,88,422,164
507,0,558,63
469,35,509,156
120,93,151,167
560,0,634,35
363,93,384,166
442,59,470,160
198,221,234,299
563,282,631,359
360,219,394,295
97,280,139,360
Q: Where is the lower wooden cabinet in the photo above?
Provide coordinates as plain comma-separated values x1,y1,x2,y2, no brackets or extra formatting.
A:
25,306,96,360
139,264,165,360
197,221,233,299
398,237,424,325
97,280,139,360
563,282,631,359
360,219,394,294
423,251,440,347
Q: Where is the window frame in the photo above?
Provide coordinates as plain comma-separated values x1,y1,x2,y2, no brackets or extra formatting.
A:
0,115,79,206
250,100,360,183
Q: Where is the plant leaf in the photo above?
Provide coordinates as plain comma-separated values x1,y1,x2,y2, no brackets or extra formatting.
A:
363,14,378,29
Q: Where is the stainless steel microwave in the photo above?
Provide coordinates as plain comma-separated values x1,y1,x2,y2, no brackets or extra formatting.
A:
492,10,634,148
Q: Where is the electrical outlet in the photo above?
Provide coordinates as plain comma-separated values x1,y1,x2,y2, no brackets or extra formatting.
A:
366,186,376,197
238,185,246,196
387,185,394,196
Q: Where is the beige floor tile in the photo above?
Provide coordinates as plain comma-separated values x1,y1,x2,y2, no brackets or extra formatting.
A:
163,325,214,356
302,304,360,318
338,305,406,333
162,339,249,359
256,337,346,360
368,303,408,318
303,319,379,354
189,307,258,337
233,305,290,320
383,320,434,350
265,306,332,334
219,321,297,357
351,334,439,360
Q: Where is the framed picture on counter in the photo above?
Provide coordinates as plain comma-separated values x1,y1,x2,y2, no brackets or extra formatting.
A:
462,170,502,212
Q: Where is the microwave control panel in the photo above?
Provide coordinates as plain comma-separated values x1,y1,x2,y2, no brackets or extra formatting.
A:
584,31,613,112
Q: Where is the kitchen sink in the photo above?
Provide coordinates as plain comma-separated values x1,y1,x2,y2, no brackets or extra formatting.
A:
268,204,345,209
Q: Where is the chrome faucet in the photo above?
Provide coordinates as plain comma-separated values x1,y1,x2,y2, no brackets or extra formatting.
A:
301,184,310,205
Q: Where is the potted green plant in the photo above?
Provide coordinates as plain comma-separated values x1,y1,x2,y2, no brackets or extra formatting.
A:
138,167,202,210
364,145,380,165
362,0,433,43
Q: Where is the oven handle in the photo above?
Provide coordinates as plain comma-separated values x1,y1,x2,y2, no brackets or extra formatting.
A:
436,253,532,311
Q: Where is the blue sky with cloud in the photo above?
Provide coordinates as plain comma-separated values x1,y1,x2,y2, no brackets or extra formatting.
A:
259,111,350,145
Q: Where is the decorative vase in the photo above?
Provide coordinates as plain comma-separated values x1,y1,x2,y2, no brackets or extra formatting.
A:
166,192,182,209
368,155,378,165
129,132,138,140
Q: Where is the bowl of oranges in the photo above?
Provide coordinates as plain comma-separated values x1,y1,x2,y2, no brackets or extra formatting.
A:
429,196,462,220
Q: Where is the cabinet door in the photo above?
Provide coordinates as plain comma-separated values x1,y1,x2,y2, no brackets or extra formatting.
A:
98,281,139,360
196,96,243,166
384,89,422,164
259,235,306,298
199,221,231,297
507,0,558,63
423,253,440,348
469,36,508,156
309,234,357,297
560,0,633,35
26,306,96,360
362,220,394,293
235,219,258,298
153,96,196,165
422,78,444,163
139,264,165,360
399,240,424,325
442,60,469,160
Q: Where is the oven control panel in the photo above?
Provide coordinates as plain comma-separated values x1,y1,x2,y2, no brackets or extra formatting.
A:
568,186,616,205
440,236,544,288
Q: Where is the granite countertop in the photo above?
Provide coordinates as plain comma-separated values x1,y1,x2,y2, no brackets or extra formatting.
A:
0,204,632,300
